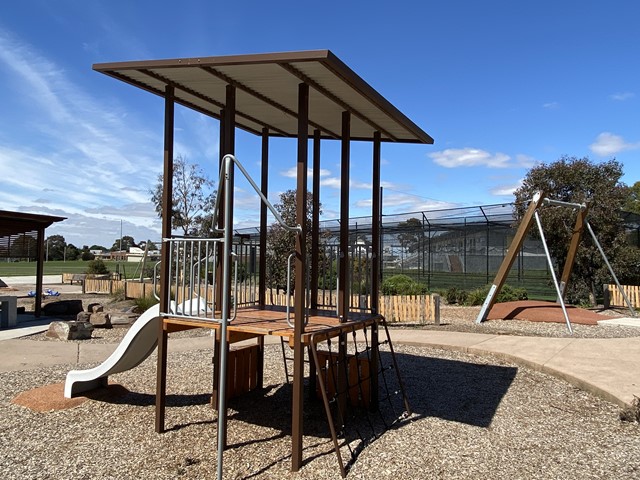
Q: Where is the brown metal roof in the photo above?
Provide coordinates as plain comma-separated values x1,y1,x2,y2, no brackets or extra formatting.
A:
0,210,66,238
93,50,433,144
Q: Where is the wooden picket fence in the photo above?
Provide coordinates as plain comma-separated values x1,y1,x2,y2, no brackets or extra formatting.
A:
604,284,640,309
82,278,440,323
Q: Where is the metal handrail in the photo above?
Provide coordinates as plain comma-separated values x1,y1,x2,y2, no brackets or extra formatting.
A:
211,154,302,235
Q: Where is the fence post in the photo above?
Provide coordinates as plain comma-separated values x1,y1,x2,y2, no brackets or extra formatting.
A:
602,284,610,309
433,293,441,325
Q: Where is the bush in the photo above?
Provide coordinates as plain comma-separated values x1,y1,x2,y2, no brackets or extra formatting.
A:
381,274,428,295
445,287,468,305
134,295,159,312
86,259,109,275
465,283,528,306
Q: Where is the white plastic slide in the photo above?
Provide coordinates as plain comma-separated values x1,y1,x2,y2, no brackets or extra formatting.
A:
64,304,161,398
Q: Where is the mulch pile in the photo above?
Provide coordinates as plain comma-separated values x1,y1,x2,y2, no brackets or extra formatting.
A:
487,300,606,325
12,382,129,412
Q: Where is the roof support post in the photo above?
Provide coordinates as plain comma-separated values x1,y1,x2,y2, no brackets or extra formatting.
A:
35,226,45,317
156,85,175,434
291,82,308,473
258,128,269,309
371,131,381,314
310,129,321,309
338,111,351,322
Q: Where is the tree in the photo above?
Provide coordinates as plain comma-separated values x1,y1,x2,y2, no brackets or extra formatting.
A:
151,155,217,236
623,180,640,214
265,190,319,292
513,156,640,305
110,235,136,252
46,234,67,261
66,244,80,261
89,245,107,252
396,217,424,254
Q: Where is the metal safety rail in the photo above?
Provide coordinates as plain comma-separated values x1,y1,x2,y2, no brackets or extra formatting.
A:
158,237,238,322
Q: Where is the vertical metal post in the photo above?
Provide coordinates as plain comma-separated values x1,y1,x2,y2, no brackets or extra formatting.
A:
291,82,308,472
311,129,321,309
534,211,573,334
338,111,351,322
35,227,45,317
216,155,234,480
259,128,269,309
371,131,381,314
156,85,174,433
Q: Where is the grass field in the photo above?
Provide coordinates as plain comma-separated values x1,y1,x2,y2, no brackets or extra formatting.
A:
0,260,136,278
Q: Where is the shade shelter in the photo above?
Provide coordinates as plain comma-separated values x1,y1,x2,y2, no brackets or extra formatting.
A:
93,49,432,475
0,210,66,318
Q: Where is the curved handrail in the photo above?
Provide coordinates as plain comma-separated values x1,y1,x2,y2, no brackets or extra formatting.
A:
211,154,302,235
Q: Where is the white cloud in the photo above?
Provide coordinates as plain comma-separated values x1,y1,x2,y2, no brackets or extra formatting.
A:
491,180,522,196
429,148,511,168
609,92,635,101
280,166,332,178
543,101,559,109
515,154,538,168
589,132,640,156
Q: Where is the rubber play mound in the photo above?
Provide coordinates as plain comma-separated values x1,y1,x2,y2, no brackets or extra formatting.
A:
486,300,607,325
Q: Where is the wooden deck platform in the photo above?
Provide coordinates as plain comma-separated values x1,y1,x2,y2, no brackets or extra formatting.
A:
163,305,382,346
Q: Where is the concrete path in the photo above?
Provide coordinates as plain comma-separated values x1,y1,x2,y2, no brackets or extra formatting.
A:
1,324,638,408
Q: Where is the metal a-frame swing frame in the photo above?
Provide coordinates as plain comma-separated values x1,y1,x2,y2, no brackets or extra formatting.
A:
475,191,635,333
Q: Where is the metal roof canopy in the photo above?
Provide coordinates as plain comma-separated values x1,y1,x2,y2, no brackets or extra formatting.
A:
93,49,433,144
0,210,66,240
0,210,65,319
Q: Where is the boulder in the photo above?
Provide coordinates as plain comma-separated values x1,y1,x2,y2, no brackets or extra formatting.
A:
42,300,84,316
46,321,93,340
110,313,138,326
90,312,112,329
88,303,104,313
76,311,92,322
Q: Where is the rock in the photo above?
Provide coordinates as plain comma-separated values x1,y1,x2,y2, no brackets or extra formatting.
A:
88,303,104,313
110,313,138,326
42,300,84,316
90,312,112,329
76,311,92,322
46,321,93,340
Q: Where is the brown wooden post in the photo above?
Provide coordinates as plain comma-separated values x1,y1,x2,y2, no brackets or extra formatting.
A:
259,128,269,309
35,227,45,317
213,85,236,450
476,191,545,323
559,204,589,300
338,111,351,322
156,85,174,433
370,131,381,410
310,129,321,309
292,82,308,472
371,131,381,314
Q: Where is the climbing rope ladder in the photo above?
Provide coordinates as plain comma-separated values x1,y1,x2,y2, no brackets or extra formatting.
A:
310,317,411,477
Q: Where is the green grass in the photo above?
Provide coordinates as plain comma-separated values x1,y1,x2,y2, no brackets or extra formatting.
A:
0,260,136,278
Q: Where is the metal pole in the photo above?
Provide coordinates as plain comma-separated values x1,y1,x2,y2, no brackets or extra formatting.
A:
585,221,635,316
534,211,573,334
216,155,234,480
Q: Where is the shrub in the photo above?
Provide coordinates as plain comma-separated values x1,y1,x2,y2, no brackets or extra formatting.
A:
445,287,468,305
110,287,126,302
381,274,428,295
465,283,528,306
134,295,159,312
86,259,109,274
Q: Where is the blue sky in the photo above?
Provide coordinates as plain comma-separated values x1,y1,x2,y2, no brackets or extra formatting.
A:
1,1,639,248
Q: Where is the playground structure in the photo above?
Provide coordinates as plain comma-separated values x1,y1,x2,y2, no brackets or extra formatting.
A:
476,191,635,332
67,50,433,477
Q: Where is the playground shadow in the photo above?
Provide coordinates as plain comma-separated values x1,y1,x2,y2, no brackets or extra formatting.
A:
90,350,517,432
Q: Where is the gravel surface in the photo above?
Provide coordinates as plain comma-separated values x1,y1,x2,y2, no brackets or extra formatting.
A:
2,344,639,479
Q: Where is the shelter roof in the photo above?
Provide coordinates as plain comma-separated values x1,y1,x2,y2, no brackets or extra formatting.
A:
0,210,66,238
93,50,433,144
